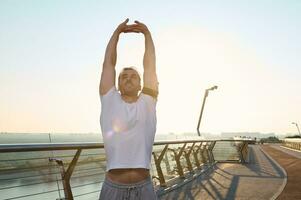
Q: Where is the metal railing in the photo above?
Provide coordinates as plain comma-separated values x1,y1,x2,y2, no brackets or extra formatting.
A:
282,138,301,151
0,139,250,200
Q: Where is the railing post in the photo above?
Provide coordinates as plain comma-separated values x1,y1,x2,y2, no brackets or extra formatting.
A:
192,142,202,169
200,142,207,164
152,144,169,187
168,143,187,178
183,143,195,172
208,141,216,164
164,152,171,172
50,149,82,200
238,142,248,163
205,143,211,164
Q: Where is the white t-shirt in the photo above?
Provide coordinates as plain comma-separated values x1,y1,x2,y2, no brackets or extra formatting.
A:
100,87,157,172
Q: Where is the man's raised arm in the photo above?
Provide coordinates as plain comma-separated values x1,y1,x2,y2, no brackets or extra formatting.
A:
99,19,129,96
131,21,158,95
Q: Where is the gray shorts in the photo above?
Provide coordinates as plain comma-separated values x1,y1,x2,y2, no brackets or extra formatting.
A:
99,175,158,200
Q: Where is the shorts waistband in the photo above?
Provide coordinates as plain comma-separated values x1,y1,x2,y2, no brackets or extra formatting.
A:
104,175,152,189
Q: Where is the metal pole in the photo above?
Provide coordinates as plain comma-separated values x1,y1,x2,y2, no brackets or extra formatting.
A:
296,123,301,135
292,122,301,135
197,90,208,136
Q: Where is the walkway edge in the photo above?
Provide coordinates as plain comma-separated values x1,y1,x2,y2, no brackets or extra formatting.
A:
280,145,301,153
260,146,287,200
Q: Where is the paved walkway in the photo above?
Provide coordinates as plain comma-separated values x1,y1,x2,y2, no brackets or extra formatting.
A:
268,143,301,159
158,145,286,200
261,144,301,200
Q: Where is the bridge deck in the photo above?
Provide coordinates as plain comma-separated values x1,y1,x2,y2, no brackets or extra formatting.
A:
262,144,301,199
159,145,287,200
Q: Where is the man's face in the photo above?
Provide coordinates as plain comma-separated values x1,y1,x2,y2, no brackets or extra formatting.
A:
118,69,141,96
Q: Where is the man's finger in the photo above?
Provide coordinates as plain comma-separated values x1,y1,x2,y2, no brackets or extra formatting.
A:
123,29,141,33
124,31,140,33
134,20,146,26
131,29,141,32
125,25,142,30
123,18,129,24
126,24,140,28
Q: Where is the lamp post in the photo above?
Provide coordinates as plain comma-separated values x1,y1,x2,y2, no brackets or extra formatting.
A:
197,86,218,136
292,122,301,135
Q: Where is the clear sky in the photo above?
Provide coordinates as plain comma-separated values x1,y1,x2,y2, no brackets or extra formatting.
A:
1,0,300,135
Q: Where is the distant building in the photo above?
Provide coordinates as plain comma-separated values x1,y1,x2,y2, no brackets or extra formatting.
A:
221,132,275,139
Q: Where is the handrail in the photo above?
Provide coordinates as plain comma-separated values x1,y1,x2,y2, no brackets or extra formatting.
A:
0,142,103,152
0,139,252,152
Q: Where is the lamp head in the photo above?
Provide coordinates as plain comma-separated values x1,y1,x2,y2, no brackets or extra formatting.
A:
208,85,218,91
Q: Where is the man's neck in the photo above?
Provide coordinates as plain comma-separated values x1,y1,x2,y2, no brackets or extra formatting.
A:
121,95,139,103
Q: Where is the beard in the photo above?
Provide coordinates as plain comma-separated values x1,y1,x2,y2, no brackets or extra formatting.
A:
120,84,139,96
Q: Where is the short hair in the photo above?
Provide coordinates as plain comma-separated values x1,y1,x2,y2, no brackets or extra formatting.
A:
118,67,141,83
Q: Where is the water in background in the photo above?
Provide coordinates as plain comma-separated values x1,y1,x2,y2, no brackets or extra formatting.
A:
0,132,203,144
0,133,103,144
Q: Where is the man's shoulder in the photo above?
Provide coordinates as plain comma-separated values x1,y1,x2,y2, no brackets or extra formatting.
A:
101,86,116,95
100,86,120,102
139,92,157,107
141,87,158,100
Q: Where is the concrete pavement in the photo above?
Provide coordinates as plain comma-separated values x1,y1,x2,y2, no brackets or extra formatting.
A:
261,144,301,200
158,145,286,200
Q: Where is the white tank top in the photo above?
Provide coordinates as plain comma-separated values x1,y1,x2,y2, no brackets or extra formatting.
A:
100,87,157,172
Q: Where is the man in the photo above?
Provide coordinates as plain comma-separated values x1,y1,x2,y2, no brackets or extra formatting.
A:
99,19,158,200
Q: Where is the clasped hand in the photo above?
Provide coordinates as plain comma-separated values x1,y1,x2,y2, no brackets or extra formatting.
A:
116,18,150,35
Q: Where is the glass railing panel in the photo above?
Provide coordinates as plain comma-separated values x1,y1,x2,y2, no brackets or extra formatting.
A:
67,149,105,199
0,151,61,200
152,144,178,185
283,139,301,151
213,141,241,161
169,143,185,177
0,149,106,200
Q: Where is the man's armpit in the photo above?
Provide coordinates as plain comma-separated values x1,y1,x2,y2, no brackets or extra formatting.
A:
100,86,117,101
141,87,158,99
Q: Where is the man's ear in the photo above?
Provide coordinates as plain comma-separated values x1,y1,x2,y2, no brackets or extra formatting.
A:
117,79,121,91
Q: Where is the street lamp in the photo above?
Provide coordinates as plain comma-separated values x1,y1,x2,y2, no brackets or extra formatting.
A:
292,122,301,135
197,85,218,136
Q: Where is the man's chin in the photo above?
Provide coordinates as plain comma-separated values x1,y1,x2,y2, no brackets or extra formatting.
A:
122,90,138,97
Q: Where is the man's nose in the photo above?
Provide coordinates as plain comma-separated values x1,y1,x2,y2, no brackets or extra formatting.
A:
125,78,131,83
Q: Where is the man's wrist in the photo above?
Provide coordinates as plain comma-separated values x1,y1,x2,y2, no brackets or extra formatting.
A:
114,28,122,35
143,30,151,36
